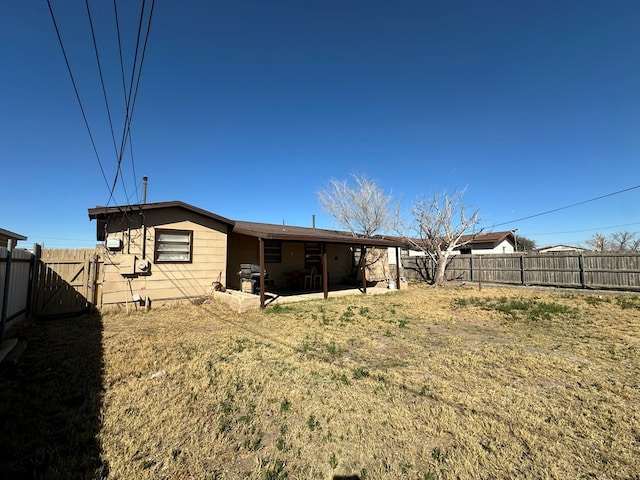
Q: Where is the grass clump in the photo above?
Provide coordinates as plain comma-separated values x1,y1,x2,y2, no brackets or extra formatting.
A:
454,295,577,322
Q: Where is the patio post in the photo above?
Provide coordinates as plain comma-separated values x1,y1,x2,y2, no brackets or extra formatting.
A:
395,246,401,289
322,243,328,299
259,237,265,308
361,245,367,294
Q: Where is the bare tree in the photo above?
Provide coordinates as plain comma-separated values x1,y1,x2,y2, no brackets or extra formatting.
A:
586,232,608,251
318,174,396,280
610,231,639,251
402,189,481,287
586,231,639,252
318,174,395,236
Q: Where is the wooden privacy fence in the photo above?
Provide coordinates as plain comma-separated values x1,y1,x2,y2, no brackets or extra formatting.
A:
0,246,99,339
403,251,640,291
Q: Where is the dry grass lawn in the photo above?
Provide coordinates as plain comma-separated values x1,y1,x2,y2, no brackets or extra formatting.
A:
2,284,640,479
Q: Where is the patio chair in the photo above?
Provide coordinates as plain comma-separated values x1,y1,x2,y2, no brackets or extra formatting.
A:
304,266,322,289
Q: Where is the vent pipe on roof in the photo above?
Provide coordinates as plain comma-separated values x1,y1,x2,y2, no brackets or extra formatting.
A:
142,176,148,204
312,214,316,229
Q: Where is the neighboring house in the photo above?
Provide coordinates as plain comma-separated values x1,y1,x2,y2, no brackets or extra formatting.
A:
534,245,585,254
0,228,27,249
391,231,517,258
88,201,403,309
456,231,517,255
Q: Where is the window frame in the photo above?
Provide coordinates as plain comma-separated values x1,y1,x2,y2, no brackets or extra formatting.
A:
263,239,282,263
154,228,193,263
304,242,322,267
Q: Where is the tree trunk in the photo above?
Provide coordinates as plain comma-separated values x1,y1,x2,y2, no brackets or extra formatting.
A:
434,253,448,286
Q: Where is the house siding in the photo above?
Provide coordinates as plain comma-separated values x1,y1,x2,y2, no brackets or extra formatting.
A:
470,239,514,255
99,207,228,307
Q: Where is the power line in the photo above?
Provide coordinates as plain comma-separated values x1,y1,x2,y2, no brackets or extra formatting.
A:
108,0,155,206
487,184,640,229
85,0,119,160
46,0,111,193
113,0,141,204
523,222,640,237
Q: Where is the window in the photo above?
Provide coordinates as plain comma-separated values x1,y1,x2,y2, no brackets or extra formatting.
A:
305,242,322,267
264,240,281,263
155,229,193,262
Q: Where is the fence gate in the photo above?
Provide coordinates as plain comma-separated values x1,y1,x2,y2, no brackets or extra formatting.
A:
35,250,98,317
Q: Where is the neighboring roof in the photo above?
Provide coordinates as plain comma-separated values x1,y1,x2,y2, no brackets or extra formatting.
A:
234,221,403,247
384,231,515,249
88,201,235,226
535,245,585,253
0,228,27,241
88,201,403,247
460,231,515,245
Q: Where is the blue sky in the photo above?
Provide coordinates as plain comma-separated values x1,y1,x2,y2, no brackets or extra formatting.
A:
1,0,639,249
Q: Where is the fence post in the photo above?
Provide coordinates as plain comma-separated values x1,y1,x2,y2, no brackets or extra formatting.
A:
579,252,586,288
25,244,36,318
1,239,14,341
519,253,525,285
470,255,474,282
89,252,97,308
30,244,42,318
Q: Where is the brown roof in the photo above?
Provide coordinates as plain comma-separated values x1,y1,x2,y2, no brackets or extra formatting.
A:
233,221,403,247
88,201,403,247
0,228,27,241
460,231,515,245
88,201,235,226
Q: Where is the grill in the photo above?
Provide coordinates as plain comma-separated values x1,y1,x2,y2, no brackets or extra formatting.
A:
238,263,266,294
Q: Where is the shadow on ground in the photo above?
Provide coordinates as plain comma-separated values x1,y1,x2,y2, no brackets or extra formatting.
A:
0,313,106,479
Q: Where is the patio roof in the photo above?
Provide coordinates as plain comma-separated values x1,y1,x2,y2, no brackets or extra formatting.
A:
233,221,403,247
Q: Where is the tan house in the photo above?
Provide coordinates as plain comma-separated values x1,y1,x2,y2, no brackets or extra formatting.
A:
88,201,403,309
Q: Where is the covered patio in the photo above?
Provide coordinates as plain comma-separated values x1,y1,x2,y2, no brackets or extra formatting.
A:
227,221,404,308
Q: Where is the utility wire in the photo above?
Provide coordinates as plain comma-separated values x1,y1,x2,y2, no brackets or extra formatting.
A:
487,184,640,229
108,0,146,206
114,0,140,204
46,0,111,193
85,0,132,207
524,222,640,237
125,0,156,204
85,0,119,161
108,0,155,206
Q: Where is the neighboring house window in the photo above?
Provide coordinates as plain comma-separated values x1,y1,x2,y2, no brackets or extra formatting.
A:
264,240,281,263
155,229,193,262
460,247,472,255
305,242,322,267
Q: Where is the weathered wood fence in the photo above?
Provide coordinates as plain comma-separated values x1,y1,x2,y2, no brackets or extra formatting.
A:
402,252,640,291
0,245,99,339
